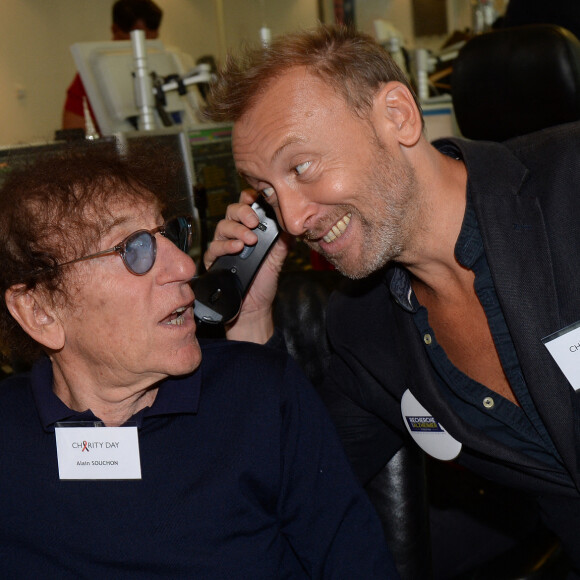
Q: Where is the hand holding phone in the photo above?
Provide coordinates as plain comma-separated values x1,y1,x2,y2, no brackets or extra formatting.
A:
192,200,280,325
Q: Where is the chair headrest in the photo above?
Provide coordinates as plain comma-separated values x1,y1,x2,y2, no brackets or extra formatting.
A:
451,24,580,141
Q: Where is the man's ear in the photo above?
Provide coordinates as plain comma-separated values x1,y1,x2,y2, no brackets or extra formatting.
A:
372,81,423,147
5,285,65,351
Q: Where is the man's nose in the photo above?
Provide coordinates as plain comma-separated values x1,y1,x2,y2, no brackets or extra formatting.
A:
157,236,196,282
276,190,316,237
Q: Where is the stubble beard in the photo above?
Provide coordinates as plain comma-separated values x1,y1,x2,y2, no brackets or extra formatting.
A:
307,147,420,280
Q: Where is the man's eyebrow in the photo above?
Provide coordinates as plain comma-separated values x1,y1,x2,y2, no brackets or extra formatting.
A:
271,135,308,164
100,215,132,237
236,135,309,184
238,171,256,186
100,213,156,244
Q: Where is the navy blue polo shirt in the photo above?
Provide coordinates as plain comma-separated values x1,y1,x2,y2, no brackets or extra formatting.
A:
390,195,565,472
0,340,397,578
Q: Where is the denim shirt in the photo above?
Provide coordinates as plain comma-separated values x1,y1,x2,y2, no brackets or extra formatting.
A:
390,195,565,471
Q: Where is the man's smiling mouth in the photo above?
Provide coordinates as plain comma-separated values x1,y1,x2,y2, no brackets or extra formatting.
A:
322,213,351,243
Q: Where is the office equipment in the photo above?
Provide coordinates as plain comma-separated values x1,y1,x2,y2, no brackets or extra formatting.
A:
188,124,246,250
70,39,208,136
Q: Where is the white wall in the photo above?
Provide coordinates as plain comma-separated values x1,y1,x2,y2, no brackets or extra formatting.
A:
0,0,505,147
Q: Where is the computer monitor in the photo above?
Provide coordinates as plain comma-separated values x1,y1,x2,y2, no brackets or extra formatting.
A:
119,128,199,224
71,40,204,136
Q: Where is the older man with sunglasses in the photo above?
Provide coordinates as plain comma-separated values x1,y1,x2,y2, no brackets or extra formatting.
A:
0,147,397,578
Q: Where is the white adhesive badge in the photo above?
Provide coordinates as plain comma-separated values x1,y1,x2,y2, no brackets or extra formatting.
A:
542,320,580,391
401,389,462,461
55,424,142,480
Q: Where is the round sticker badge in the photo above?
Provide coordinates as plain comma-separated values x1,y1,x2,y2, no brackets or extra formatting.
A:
401,389,462,461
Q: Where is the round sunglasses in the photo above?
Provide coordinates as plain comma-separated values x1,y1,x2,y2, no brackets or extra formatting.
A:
56,215,194,276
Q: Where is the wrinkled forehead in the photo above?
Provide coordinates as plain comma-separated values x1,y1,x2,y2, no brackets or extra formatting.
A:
54,185,162,258
87,192,161,240
233,67,329,132
232,69,349,170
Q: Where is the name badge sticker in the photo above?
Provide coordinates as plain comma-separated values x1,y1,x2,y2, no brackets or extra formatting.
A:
542,320,580,391
55,424,142,480
401,389,462,461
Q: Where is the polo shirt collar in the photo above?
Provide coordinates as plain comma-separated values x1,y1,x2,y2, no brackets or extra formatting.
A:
31,357,201,432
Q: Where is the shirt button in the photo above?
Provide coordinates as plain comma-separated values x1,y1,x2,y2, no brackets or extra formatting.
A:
483,396,495,409
423,333,432,345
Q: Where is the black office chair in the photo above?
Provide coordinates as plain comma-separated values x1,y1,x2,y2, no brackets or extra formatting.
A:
451,24,580,141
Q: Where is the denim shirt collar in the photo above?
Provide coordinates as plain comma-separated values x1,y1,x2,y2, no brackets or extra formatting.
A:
389,140,482,310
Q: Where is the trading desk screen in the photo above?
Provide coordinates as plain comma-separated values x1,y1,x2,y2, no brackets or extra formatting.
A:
189,125,246,247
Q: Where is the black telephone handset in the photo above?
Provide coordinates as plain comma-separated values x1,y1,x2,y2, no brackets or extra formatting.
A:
192,200,280,325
